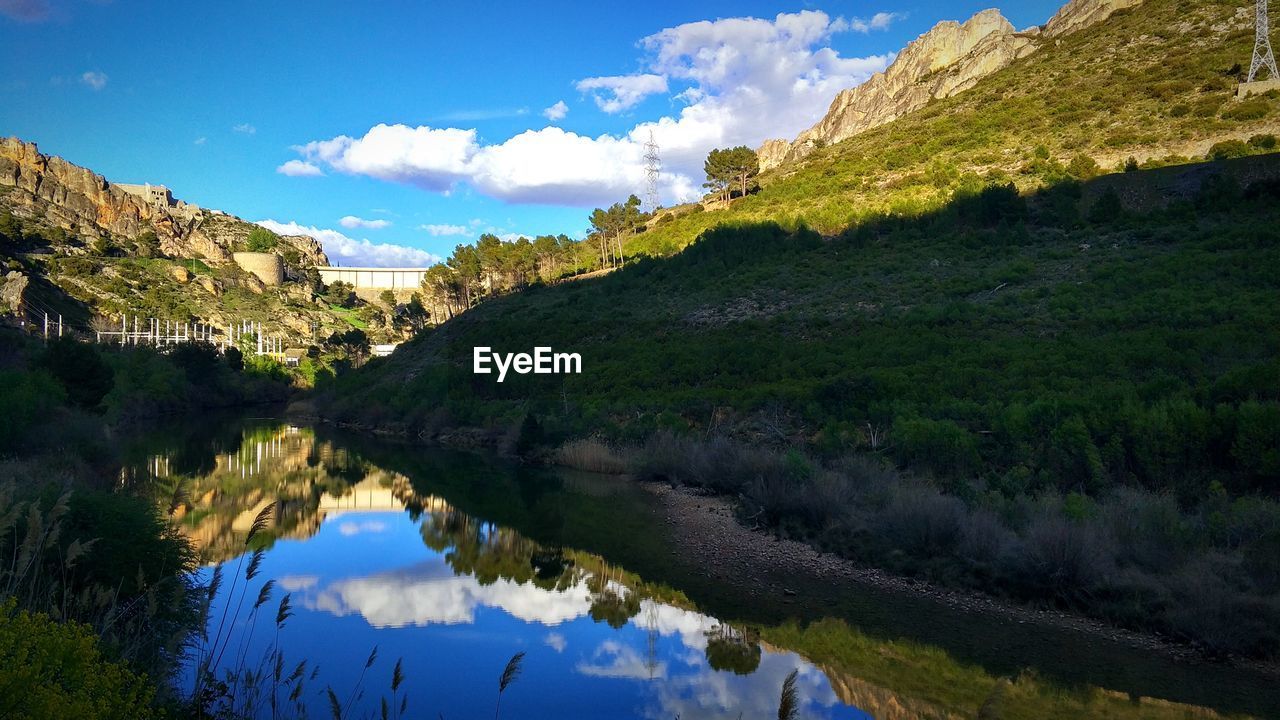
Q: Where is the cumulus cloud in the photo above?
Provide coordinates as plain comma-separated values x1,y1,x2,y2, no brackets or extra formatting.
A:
308,565,593,628
544,632,567,653
339,215,391,230
419,223,471,237
287,10,894,207
543,100,569,121
847,11,901,32
276,159,324,177
0,0,51,22
338,520,388,536
255,219,441,268
80,71,108,91
577,640,665,679
575,74,668,113
296,124,477,192
233,123,256,135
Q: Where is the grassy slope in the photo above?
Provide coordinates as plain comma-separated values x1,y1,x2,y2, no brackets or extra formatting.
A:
630,0,1275,255
316,0,1280,487
313,0,1280,658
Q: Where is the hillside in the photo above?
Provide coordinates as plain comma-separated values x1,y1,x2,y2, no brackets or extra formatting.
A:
0,138,405,348
632,0,1277,257
313,0,1280,659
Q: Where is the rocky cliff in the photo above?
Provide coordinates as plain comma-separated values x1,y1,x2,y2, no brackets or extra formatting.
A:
0,136,328,267
759,0,1144,170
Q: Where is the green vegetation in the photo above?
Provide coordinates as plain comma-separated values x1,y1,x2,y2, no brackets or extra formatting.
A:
316,165,1280,656
244,226,279,252
703,146,760,203
622,0,1279,258
0,599,160,720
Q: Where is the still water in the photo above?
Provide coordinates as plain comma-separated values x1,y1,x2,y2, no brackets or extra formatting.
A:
123,416,1279,719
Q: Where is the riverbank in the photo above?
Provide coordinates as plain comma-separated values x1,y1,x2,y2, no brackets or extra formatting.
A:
294,408,1280,678
644,480,1277,673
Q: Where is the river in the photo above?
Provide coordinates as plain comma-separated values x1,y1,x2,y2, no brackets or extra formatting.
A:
119,414,1280,719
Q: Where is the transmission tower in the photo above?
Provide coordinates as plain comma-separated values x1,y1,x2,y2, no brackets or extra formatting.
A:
1249,0,1278,82
642,131,661,213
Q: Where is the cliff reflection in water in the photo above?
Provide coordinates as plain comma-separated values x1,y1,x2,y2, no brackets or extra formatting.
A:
128,423,861,718
122,421,1262,720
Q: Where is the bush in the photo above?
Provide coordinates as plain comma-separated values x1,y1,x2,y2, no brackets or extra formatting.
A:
1018,515,1113,602
0,600,159,719
39,338,114,410
893,417,979,479
555,438,627,474
878,484,965,556
245,227,279,252
1206,139,1251,161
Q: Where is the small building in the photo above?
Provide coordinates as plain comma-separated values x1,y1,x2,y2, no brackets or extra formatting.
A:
283,348,309,367
371,343,399,358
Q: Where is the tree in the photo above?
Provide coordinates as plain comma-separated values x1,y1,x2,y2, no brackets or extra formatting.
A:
326,329,371,366
245,227,279,252
38,338,114,409
322,280,357,308
704,146,759,202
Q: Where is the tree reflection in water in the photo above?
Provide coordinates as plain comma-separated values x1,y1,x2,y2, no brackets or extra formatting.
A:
121,420,1270,720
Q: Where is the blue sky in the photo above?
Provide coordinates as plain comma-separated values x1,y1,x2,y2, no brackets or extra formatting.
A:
0,0,1063,265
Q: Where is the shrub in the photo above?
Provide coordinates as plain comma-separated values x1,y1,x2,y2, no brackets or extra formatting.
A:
39,338,114,409
1018,515,1113,602
555,438,627,474
893,417,979,479
245,227,279,252
1206,139,1251,161
878,484,965,556
0,599,159,719
1222,99,1270,121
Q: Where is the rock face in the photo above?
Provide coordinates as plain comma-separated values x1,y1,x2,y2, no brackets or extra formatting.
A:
1044,0,1142,37
0,137,328,268
759,0,1144,170
0,271,28,316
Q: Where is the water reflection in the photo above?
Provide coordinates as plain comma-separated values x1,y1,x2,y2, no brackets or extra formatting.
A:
124,420,1273,720
131,423,861,718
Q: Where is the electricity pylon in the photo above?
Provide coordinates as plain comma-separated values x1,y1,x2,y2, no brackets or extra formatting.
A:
1249,0,1278,82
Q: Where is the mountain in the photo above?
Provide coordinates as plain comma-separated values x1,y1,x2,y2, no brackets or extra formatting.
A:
314,0,1280,659
0,137,327,269
759,0,1142,170
0,138,397,345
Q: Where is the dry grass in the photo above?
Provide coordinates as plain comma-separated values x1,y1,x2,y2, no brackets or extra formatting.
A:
554,438,629,474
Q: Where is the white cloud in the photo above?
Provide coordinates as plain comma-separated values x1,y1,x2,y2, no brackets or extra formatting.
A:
278,575,320,592
80,71,108,91
419,223,471,237
194,137,207,146
233,123,256,135
339,215,392,230
288,10,893,207
276,159,324,177
543,100,569,121
297,124,478,192
255,219,441,268
847,11,901,32
544,632,567,653
576,640,665,679
338,520,388,536
308,565,593,628
575,74,668,114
